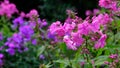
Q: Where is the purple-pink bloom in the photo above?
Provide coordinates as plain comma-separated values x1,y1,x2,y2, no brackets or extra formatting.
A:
85,10,92,16
109,54,118,59
26,9,38,20
78,21,91,35
6,48,15,55
63,35,77,50
71,32,84,47
19,25,34,41
32,39,37,45
12,17,24,29
0,53,4,66
48,21,65,37
63,32,84,50
0,54,4,59
91,13,112,32
93,9,100,15
39,54,45,60
104,61,109,64
99,0,117,11
40,19,48,28
63,22,76,34
94,34,107,49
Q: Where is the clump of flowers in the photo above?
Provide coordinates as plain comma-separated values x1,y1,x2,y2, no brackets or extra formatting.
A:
99,0,117,11
48,11,112,50
0,0,120,68
0,0,18,18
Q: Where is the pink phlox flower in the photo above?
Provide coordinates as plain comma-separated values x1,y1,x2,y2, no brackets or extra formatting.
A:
63,22,76,34
49,21,65,37
71,32,84,47
63,35,77,50
91,13,112,32
78,20,91,35
94,34,107,49
99,0,117,11
93,9,100,15
85,10,92,16
109,54,118,59
0,0,18,18
26,9,39,20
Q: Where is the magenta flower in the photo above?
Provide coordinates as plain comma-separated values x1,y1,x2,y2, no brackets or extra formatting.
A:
93,9,100,15
0,0,18,18
26,9,39,20
71,32,84,47
63,22,76,34
6,48,15,55
0,54,4,59
63,32,84,50
78,21,91,35
85,10,92,16
94,34,107,49
63,35,77,50
48,21,65,37
99,0,117,11
32,39,37,45
91,13,112,32
109,54,118,59
0,53,4,66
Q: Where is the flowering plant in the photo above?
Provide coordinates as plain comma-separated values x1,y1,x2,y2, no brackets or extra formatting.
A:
0,0,120,68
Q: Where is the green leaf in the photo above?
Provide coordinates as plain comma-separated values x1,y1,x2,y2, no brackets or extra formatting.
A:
54,59,70,68
37,46,46,57
94,55,108,66
84,63,93,68
1,25,12,36
60,43,67,53
97,49,104,57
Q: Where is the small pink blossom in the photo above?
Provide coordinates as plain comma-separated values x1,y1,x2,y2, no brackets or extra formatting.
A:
91,13,112,32
63,22,76,34
63,35,77,50
85,10,92,16
78,21,91,35
109,54,118,59
48,21,65,37
104,61,109,64
71,32,84,47
94,34,107,49
26,9,39,20
93,9,100,15
99,0,117,11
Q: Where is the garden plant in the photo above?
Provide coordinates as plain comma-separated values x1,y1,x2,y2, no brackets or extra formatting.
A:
0,0,120,68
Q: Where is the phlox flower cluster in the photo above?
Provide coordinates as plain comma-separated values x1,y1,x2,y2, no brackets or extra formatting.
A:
48,12,112,50
0,0,18,18
85,9,100,16
99,0,120,16
4,9,47,55
0,0,120,67
104,54,119,67
0,0,48,66
99,0,117,11
5,25,34,55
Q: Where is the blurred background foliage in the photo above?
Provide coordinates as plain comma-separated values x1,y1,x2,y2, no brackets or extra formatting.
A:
9,0,98,22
